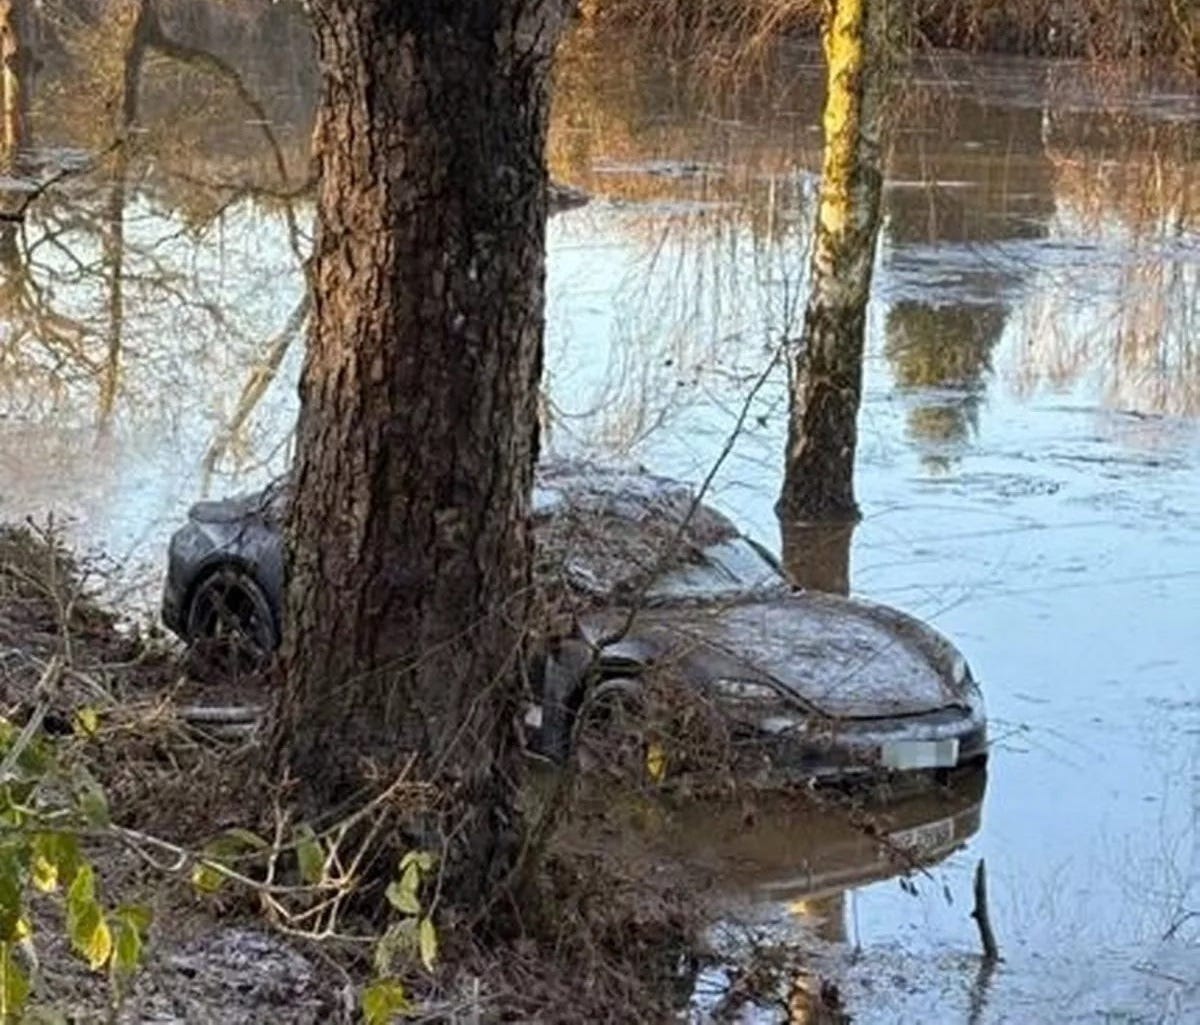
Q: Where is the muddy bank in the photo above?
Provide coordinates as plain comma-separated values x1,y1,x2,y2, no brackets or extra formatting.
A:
4,520,980,1024
0,523,713,1023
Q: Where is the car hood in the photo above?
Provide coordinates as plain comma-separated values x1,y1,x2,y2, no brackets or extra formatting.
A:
579,592,972,720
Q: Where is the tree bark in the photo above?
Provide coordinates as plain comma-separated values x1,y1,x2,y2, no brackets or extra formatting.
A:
780,519,854,597
270,0,570,908
778,0,892,523
0,0,31,163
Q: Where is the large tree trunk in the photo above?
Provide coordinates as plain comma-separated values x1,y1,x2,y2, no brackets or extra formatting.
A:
270,1,570,907
778,0,892,523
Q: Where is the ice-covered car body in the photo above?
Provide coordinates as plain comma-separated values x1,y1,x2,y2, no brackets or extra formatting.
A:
162,461,987,783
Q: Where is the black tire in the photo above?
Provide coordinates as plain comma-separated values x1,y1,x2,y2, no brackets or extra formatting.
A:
574,678,648,778
184,567,278,683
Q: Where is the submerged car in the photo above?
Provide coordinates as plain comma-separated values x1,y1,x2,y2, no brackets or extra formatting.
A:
162,461,987,783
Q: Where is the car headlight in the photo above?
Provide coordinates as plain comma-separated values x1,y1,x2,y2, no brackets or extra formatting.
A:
951,655,972,687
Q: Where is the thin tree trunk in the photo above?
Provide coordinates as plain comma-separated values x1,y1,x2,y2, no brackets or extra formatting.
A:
0,0,29,163
779,0,892,523
99,1,150,428
201,292,310,484
271,1,570,908
0,0,18,288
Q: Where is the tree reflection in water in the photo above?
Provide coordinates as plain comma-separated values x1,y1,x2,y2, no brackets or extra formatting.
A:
781,516,857,944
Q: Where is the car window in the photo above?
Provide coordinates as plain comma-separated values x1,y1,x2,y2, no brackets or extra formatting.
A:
644,535,790,604
532,461,750,603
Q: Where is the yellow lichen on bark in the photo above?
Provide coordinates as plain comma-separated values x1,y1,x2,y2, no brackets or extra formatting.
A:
779,0,892,521
816,0,866,239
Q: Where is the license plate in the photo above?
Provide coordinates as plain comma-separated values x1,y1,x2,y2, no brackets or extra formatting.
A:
890,816,956,855
880,738,960,770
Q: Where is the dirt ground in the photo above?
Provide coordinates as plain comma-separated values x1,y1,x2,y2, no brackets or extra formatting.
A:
0,522,747,1024
0,523,344,1021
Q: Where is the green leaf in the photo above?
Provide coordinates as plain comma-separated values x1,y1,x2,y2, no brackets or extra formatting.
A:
84,914,113,972
115,904,152,932
31,851,57,894
372,923,412,978
36,832,80,890
361,978,410,1024
68,899,112,971
66,865,113,971
222,828,269,851
191,826,269,895
294,824,324,885
67,863,96,909
0,942,29,1023
384,866,420,916
72,770,110,827
398,851,434,874
418,916,438,972
113,917,144,977
114,923,140,975
190,861,226,895
113,904,152,976
11,734,49,782
73,707,100,738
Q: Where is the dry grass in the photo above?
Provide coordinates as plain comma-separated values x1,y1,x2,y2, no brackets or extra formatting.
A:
0,520,267,840
582,0,1199,71
0,518,932,1022
0,520,715,1022
914,0,1198,69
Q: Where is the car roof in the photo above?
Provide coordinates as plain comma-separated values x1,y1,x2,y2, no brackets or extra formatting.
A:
532,458,787,604
195,459,787,605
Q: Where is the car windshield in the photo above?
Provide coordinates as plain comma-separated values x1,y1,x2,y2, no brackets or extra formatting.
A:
642,535,789,604
532,459,790,604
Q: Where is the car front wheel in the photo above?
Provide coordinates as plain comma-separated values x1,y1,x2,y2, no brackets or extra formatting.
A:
574,677,649,780
185,567,278,683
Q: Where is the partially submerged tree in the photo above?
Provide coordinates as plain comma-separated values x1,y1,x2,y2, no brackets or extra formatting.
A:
780,518,854,596
779,0,895,522
270,1,573,907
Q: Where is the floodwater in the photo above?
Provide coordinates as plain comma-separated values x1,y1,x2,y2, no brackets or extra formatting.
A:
1,7,1197,1023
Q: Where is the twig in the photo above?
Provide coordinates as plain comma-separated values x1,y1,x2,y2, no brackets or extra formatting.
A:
1162,909,1198,941
970,858,1000,962
0,657,62,781
597,343,785,651
176,704,265,723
